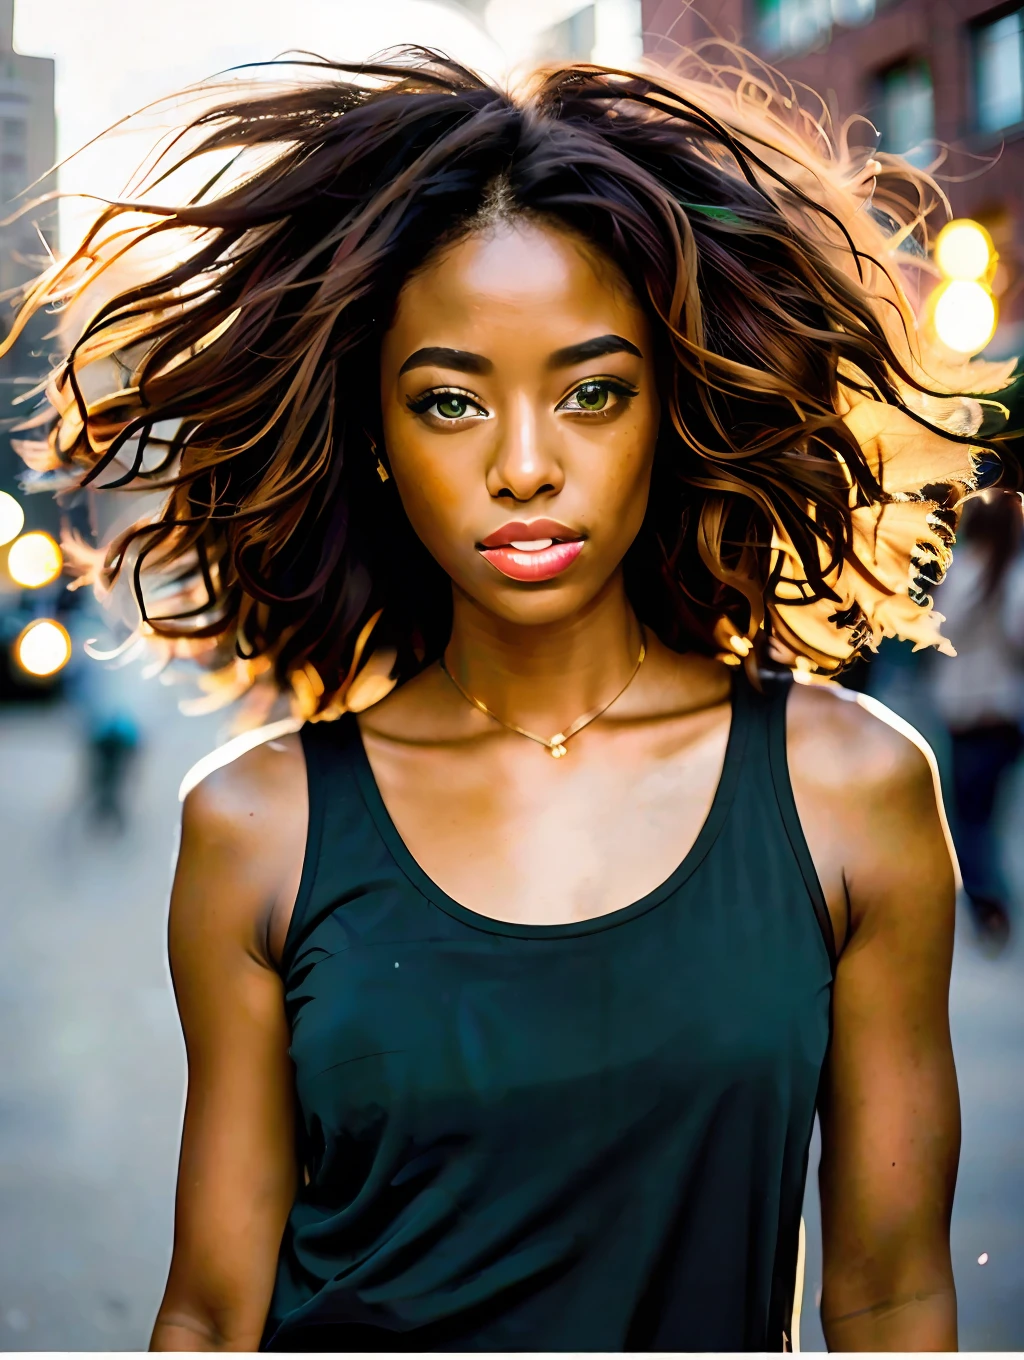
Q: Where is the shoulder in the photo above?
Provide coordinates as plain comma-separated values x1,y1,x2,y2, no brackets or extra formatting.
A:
785,677,936,808
173,722,308,965
179,717,306,807
180,723,306,851
784,677,954,928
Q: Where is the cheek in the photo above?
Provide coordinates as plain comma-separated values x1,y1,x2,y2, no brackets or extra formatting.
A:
591,404,658,523
383,427,476,557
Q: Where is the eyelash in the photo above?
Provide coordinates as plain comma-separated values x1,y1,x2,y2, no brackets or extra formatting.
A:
406,387,485,419
558,378,639,413
406,378,640,422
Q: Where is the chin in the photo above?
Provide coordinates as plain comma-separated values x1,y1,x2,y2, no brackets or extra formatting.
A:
468,577,610,628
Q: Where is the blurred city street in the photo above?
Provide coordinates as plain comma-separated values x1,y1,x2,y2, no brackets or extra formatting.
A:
0,0,1021,1352
0,663,1020,1350
0,677,220,1349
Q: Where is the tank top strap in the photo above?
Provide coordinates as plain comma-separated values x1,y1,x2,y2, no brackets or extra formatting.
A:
281,713,377,977
732,669,837,974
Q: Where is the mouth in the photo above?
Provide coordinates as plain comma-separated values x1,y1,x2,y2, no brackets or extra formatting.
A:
476,519,585,583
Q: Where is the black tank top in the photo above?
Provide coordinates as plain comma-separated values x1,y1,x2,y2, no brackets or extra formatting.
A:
261,671,835,1352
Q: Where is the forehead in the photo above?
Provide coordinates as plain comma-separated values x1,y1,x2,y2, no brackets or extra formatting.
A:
385,219,646,357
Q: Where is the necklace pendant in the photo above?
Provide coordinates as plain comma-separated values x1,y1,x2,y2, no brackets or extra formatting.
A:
549,737,568,758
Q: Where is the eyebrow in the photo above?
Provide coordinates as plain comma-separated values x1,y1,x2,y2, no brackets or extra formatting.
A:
397,333,643,379
398,347,493,377
547,334,643,368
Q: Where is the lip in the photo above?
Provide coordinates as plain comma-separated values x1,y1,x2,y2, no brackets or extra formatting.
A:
476,518,585,583
480,539,584,582
477,519,583,549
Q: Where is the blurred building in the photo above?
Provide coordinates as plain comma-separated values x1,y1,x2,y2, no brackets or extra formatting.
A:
0,0,56,530
0,0,60,699
642,0,1024,356
449,0,643,65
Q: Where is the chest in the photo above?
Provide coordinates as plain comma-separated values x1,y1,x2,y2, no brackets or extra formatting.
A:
358,711,732,927
287,887,833,1158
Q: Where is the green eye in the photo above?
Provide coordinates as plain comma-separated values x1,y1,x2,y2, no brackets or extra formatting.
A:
436,395,470,419
574,382,608,411
559,378,638,415
407,389,486,421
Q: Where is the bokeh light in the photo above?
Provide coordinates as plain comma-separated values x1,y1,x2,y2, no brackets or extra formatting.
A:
0,490,25,546
935,220,995,282
14,618,72,677
932,280,997,354
6,531,63,589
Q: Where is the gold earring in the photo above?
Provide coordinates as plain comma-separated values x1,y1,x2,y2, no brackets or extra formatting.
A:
368,434,389,483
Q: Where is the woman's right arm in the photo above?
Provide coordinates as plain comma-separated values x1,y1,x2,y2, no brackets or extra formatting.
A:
150,738,307,1351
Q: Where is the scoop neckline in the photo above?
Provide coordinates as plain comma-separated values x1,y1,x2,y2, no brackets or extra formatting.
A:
349,671,750,940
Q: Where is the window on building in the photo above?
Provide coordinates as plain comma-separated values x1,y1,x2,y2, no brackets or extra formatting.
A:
0,116,26,204
876,60,935,166
755,0,875,57
830,0,875,24
541,5,595,61
975,8,1024,133
756,0,829,55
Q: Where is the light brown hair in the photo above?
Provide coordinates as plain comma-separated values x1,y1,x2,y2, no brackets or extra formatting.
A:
4,47,1015,719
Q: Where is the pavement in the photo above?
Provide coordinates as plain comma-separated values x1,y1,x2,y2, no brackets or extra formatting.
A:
0,668,1021,1350
0,679,219,1350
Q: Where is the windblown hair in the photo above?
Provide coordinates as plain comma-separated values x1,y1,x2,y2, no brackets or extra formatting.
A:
5,46,1016,720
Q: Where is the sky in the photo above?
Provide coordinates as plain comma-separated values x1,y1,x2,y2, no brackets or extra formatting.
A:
13,0,508,247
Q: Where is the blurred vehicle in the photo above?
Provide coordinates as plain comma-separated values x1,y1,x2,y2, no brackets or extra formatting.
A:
0,586,72,702
0,498,71,700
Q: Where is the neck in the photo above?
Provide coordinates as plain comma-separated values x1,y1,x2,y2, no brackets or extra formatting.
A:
443,571,644,735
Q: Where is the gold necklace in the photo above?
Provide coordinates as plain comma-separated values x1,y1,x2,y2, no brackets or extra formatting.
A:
439,632,647,758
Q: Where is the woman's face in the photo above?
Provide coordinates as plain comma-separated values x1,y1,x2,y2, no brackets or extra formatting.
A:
380,218,660,627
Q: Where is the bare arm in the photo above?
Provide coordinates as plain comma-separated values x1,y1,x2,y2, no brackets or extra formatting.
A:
792,687,960,1350
151,738,306,1351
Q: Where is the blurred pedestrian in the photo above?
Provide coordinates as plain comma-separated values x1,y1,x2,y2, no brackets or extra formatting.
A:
84,709,141,831
64,603,144,834
931,490,1024,951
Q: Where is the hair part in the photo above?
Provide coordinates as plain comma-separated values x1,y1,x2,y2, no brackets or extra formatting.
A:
468,172,519,231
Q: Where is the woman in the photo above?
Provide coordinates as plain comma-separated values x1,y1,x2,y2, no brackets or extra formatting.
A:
931,490,1024,950
9,49,1014,1351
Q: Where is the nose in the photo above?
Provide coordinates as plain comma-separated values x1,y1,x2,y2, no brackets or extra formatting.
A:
486,392,564,503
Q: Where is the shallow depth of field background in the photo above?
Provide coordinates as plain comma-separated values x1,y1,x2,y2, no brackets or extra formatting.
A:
0,0,1022,1349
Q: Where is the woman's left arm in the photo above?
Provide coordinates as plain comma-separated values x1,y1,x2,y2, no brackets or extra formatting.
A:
811,696,960,1350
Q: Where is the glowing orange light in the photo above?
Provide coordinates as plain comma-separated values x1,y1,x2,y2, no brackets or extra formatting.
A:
935,220,995,283
6,531,63,588
14,618,71,676
0,491,24,546
932,280,997,355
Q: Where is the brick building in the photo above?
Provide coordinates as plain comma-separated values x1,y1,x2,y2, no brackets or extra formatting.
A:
642,0,1024,355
